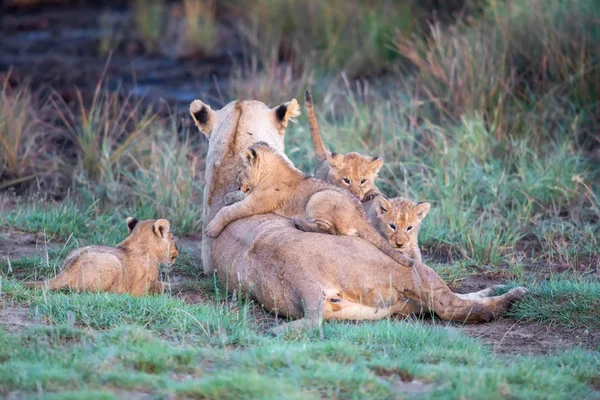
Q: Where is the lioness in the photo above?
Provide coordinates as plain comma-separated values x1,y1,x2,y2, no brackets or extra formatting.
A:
190,97,527,335
306,90,382,202
24,218,178,296
205,142,415,269
365,195,430,263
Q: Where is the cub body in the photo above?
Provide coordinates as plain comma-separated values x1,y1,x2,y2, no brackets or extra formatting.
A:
205,142,415,269
306,90,382,202
24,218,178,296
365,196,430,262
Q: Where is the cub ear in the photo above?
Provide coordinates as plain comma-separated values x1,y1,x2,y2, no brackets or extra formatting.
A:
370,157,384,174
190,99,216,137
126,217,138,233
240,146,258,166
374,196,392,217
414,202,431,220
327,152,342,169
153,219,171,238
273,98,301,135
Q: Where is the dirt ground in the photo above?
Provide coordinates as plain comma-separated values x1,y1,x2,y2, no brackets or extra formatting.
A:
2,232,598,355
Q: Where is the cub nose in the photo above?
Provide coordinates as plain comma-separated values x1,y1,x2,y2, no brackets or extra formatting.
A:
395,241,405,248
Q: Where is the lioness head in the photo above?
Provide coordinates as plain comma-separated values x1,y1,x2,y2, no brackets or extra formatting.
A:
327,152,383,202
369,197,430,250
126,217,179,263
190,98,300,152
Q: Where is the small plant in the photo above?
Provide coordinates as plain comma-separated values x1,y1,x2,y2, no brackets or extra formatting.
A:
134,0,217,58
51,76,156,197
134,0,165,54
179,0,217,57
0,74,57,190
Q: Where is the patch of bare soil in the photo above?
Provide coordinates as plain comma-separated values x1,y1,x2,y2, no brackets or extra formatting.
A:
0,229,59,260
0,302,43,333
371,366,443,395
460,319,600,355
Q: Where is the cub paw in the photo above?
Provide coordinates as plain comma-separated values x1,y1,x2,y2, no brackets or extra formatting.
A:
205,221,224,238
224,190,245,206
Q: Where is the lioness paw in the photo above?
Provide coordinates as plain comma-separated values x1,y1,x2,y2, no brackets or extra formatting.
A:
506,286,528,301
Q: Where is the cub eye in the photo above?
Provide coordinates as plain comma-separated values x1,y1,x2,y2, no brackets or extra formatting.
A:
360,178,367,185
342,178,351,185
406,226,413,232
389,223,397,231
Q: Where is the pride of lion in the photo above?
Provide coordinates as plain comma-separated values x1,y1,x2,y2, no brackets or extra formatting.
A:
26,91,527,335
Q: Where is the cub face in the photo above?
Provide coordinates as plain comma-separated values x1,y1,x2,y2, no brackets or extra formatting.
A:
237,141,281,191
126,217,179,263
369,196,430,252
327,152,383,202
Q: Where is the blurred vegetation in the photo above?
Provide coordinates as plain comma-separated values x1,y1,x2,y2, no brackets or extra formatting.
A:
1,0,599,265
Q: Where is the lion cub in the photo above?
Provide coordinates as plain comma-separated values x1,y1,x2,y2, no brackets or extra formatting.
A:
306,90,382,202
205,142,415,269
365,195,430,263
25,218,178,296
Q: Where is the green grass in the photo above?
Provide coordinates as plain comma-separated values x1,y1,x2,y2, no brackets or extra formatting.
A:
0,312,598,399
505,277,600,330
2,249,600,397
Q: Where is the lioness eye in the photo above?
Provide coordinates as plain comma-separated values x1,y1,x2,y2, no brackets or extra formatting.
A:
343,178,351,185
389,223,397,231
407,226,413,232
360,178,367,185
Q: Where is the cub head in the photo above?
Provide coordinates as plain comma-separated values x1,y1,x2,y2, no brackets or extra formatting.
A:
369,197,430,251
327,152,383,202
237,141,289,190
126,217,179,263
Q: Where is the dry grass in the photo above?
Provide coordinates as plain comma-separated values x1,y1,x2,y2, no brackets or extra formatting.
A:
0,73,58,191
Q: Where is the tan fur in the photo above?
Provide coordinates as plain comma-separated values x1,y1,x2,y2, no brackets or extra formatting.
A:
205,142,415,269
191,97,527,336
365,195,430,263
305,90,382,202
24,218,178,296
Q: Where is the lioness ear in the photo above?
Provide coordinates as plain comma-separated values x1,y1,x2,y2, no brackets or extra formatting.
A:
190,99,216,137
374,196,391,216
370,157,384,174
273,98,300,135
126,217,138,233
327,152,342,169
241,147,257,166
414,202,431,220
153,219,171,238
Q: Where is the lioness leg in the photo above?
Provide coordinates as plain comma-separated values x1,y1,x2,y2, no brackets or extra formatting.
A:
405,262,527,322
455,285,506,300
271,290,325,338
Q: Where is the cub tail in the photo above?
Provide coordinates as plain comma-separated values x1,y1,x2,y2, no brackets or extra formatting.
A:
305,90,328,164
